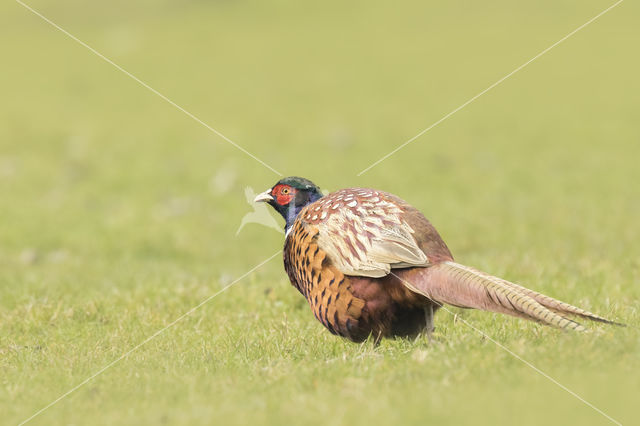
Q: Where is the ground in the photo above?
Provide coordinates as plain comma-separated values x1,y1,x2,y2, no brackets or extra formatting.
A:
1,1,638,425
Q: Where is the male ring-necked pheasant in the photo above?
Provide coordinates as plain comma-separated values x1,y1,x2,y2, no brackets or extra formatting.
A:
255,176,618,342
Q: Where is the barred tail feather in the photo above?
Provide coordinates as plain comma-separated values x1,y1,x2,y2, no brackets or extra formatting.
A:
405,261,620,331
495,278,623,326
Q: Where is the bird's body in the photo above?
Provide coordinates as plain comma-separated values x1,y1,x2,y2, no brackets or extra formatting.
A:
255,177,618,342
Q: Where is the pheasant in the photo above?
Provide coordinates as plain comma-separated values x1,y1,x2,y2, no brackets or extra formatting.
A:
255,176,619,342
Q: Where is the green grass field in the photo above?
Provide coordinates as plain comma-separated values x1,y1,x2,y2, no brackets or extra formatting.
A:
1,1,638,424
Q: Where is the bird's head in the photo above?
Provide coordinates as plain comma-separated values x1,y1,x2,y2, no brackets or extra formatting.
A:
254,176,323,232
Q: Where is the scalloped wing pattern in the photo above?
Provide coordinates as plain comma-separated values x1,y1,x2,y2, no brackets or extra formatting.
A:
297,188,429,278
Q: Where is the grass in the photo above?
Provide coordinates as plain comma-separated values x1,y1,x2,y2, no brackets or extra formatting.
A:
1,0,639,424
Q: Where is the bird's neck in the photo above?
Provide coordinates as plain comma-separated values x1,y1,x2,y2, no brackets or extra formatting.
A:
283,204,305,234
283,192,323,234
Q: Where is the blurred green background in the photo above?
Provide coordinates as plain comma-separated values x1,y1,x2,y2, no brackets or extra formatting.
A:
1,0,638,425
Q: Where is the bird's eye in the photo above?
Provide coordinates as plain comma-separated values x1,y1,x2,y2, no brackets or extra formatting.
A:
282,188,290,195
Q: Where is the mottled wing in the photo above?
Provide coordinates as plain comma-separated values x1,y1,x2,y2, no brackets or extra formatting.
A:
299,188,429,278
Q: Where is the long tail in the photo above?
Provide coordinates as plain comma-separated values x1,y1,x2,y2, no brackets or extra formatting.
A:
402,261,622,331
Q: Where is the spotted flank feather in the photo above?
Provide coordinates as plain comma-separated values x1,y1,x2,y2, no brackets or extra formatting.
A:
283,220,367,340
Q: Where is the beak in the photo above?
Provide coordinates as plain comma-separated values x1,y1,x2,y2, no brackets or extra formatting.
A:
254,189,273,203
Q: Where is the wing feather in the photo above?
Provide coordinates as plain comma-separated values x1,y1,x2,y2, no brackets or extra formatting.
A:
299,189,429,277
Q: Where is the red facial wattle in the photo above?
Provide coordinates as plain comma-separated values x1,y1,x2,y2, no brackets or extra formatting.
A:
272,184,296,205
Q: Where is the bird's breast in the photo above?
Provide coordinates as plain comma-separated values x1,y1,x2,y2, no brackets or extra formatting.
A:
283,219,435,341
